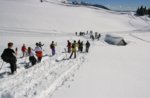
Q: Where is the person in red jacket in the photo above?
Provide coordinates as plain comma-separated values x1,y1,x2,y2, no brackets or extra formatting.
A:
21,44,27,57
67,40,71,53
35,43,43,62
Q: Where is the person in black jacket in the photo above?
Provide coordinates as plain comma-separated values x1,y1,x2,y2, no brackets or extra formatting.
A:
50,41,56,56
79,41,83,52
38,42,44,49
1,42,17,74
28,47,37,66
97,33,101,40
85,41,90,53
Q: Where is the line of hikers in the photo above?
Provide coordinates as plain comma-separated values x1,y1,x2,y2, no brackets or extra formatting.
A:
90,32,101,41
67,40,90,58
75,31,101,41
1,40,90,74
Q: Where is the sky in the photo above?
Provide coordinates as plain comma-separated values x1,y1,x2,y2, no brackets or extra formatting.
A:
76,0,150,11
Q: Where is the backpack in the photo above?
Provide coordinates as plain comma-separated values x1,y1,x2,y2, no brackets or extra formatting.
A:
1,49,17,63
1,53,9,63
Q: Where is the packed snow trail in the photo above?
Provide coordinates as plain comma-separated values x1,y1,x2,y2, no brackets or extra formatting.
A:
0,51,86,98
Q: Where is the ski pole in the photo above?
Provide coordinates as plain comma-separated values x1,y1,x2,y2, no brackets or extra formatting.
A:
15,47,18,56
0,61,4,70
64,48,67,59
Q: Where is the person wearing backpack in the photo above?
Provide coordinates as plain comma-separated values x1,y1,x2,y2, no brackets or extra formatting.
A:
77,40,80,51
1,42,17,74
38,42,44,49
50,41,56,56
28,47,37,66
21,44,27,57
67,40,71,53
69,41,77,59
79,41,83,52
34,43,43,62
97,33,101,40
85,41,90,53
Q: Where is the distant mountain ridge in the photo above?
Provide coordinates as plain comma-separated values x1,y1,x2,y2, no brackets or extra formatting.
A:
66,0,110,10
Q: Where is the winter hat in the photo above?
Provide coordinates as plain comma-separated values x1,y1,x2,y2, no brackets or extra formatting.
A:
8,42,13,47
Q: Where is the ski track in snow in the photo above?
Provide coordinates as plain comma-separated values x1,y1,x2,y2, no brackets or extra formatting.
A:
0,27,73,37
0,51,86,98
129,33,150,43
0,31,112,98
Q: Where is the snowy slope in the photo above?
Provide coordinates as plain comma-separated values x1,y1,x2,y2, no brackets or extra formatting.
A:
0,0,140,34
53,33,150,98
0,0,150,98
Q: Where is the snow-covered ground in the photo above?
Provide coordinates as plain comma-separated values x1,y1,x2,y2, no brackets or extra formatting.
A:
0,0,150,98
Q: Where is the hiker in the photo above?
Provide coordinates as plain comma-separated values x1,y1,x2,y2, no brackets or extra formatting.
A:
28,47,37,66
91,35,94,41
85,41,90,53
79,41,83,52
1,42,17,74
38,42,44,49
67,40,72,53
75,32,78,36
50,41,56,56
79,32,84,36
77,40,80,51
21,44,27,57
90,30,93,37
97,33,101,40
95,32,98,39
34,43,43,62
86,31,89,35
70,40,77,59
90,34,92,39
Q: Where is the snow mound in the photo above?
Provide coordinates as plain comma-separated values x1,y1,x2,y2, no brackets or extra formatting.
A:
104,34,127,46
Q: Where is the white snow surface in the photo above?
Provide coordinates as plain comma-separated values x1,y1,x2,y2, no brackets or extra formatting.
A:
0,0,150,98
